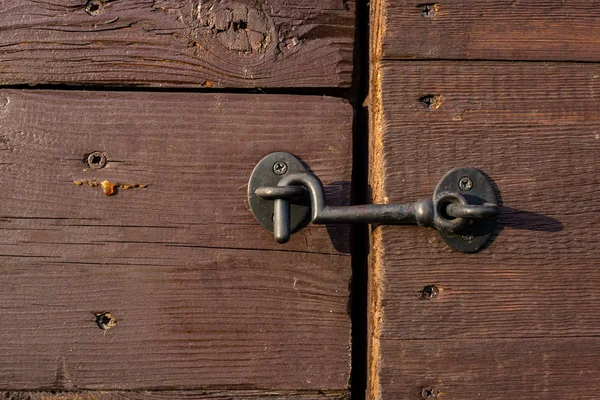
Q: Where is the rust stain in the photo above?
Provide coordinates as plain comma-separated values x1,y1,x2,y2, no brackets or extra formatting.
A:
74,180,148,196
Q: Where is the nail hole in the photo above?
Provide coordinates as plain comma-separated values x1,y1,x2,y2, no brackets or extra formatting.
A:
85,0,104,16
94,312,117,331
419,285,440,300
419,94,443,110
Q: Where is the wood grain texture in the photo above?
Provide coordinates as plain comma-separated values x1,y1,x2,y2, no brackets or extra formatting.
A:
379,0,600,61
0,0,354,88
0,390,350,400
0,90,353,390
366,0,385,398
369,62,600,399
379,338,600,400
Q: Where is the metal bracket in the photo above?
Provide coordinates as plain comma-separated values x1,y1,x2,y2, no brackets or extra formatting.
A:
434,167,498,252
248,153,500,253
247,152,311,234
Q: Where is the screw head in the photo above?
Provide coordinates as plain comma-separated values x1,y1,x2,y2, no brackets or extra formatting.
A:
462,228,476,243
458,176,473,192
272,161,288,176
420,4,436,17
421,387,439,400
87,151,107,169
421,95,433,108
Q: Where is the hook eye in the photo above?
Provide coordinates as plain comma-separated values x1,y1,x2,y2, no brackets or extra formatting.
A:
433,192,468,234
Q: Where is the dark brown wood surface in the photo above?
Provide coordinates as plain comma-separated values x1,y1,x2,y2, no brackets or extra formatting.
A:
0,390,350,400
0,0,354,88
0,90,353,390
378,0,600,61
369,62,600,399
379,338,600,399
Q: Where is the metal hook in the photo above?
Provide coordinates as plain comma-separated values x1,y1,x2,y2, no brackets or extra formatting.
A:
248,153,500,252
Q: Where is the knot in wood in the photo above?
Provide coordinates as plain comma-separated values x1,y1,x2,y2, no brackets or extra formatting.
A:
196,1,273,54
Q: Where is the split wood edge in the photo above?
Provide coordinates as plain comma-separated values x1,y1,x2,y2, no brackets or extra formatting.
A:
368,1,387,400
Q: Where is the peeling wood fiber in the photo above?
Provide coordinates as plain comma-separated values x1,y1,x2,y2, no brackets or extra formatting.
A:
0,0,355,87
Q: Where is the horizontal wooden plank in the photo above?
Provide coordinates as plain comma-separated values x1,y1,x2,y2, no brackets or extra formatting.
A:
369,62,600,399
0,256,349,389
0,390,350,400
379,338,600,400
0,91,352,390
379,0,600,61
0,0,355,88
0,90,353,256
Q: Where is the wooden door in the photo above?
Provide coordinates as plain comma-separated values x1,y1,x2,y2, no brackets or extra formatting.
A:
0,1,357,398
369,1,600,399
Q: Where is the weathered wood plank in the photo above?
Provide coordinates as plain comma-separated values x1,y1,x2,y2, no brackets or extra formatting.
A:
380,338,600,400
369,62,600,399
0,90,352,390
375,62,600,337
0,90,352,255
0,0,355,88
379,0,600,61
0,391,350,400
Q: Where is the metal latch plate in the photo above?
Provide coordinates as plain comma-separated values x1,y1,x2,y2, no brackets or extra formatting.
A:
435,167,498,252
248,152,309,234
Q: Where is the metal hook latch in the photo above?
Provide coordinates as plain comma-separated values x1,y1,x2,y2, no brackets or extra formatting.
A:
248,152,500,253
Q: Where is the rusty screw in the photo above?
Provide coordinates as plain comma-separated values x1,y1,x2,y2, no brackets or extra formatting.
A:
85,0,104,15
421,387,439,400
87,151,107,169
272,161,288,176
458,176,473,192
